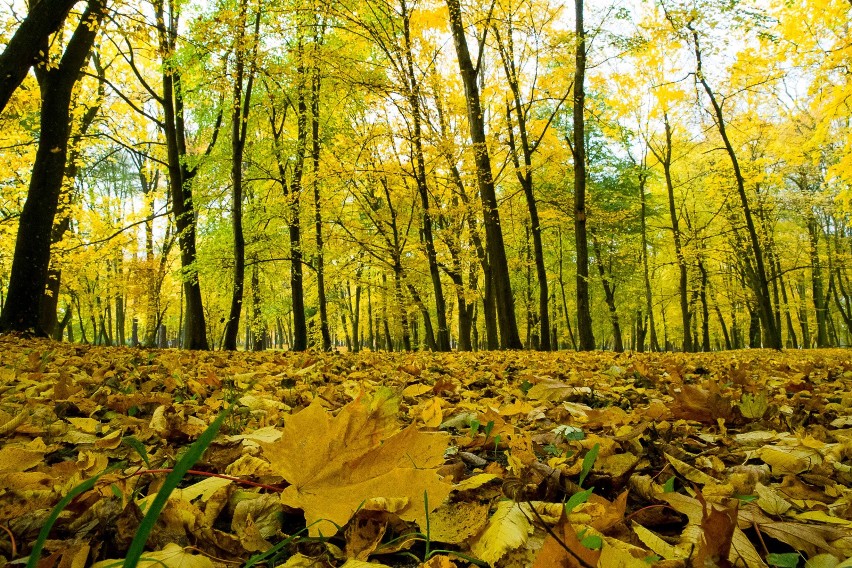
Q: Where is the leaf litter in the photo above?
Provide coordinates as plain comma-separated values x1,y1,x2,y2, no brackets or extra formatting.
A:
1,335,852,567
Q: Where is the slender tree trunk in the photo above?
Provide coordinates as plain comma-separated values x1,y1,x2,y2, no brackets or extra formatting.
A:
638,170,660,351
591,231,623,352
698,259,711,351
688,24,780,349
796,275,811,347
498,38,551,350
572,0,595,351
400,4,450,351
156,0,218,349
0,0,105,334
446,0,522,349
649,115,692,351
807,215,828,347
310,50,332,351
223,3,260,350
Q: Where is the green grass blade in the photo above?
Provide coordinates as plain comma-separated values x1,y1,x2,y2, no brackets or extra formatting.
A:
122,409,229,568
26,467,116,568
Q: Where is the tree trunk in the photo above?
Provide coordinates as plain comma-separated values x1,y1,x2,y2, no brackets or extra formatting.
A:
688,24,780,349
156,0,217,350
446,0,522,349
498,35,551,350
591,231,623,352
223,3,260,350
310,45,332,351
0,0,80,114
638,169,659,351
400,4,450,351
807,215,828,347
572,0,595,351
0,0,105,335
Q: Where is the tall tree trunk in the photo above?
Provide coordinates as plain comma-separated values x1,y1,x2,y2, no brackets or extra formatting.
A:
807,214,828,347
572,0,595,351
638,169,660,351
310,41,332,352
223,3,260,350
400,2,450,351
687,24,780,349
497,30,552,350
590,230,623,352
557,227,577,350
648,115,692,351
698,258,711,351
796,275,811,348
156,0,220,350
0,0,105,335
446,0,522,349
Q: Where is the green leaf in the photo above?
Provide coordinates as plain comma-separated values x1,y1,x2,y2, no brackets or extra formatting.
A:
766,552,799,567
662,475,675,493
580,534,603,550
735,493,759,503
122,435,150,467
483,420,495,438
123,408,230,568
578,443,599,487
565,487,594,514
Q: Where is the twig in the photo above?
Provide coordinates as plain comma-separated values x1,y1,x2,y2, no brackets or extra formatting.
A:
130,469,284,492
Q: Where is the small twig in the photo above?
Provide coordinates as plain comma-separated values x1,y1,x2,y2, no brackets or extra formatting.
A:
130,469,284,492
752,521,770,556
0,524,17,557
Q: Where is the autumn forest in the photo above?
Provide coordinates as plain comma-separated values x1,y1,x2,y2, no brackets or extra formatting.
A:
1,0,851,354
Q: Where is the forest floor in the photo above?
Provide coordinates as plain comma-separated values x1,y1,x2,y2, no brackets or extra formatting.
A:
1,336,851,568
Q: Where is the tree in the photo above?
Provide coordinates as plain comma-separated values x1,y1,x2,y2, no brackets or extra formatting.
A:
571,0,594,350
223,0,261,351
445,0,522,349
0,0,106,335
0,0,80,114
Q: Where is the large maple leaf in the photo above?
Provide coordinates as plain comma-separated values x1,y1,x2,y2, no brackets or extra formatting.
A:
260,390,452,537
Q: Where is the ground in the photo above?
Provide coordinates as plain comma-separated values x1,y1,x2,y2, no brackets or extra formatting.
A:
1,335,851,567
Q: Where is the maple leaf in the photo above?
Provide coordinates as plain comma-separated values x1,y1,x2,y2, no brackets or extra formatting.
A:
259,390,451,537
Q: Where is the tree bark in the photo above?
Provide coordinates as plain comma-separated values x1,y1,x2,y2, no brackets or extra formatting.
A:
446,0,522,349
223,2,261,351
497,28,551,350
687,24,780,349
156,0,218,350
310,36,332,351
572,0,595,351
0,0,80,114
638,169,660,351
648,115,692,351
0,0,105,335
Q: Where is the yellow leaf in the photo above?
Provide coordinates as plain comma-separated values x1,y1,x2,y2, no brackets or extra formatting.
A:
739,393,768,419
91,544,213,568
632,522,686,560
420,398,444,428
755,482,793,516
469,501,533,565
260,392,451,537
665,453,717,485
526,380,591,402
452,473,499,491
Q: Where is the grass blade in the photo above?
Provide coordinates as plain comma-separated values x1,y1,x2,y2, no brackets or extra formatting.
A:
122,409,229,568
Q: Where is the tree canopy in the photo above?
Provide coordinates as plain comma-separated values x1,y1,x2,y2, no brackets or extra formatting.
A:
1,0,850,351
